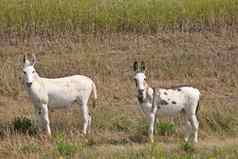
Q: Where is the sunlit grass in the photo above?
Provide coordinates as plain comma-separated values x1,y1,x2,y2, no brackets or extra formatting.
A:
0,0,237,34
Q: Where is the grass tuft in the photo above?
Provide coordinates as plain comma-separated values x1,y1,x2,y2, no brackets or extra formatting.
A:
181,142,194,153
156,122,176,136
55,133,82,158
13,116,37,135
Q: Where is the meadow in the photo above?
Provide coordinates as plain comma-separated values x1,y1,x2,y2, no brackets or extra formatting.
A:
0,0,238,34
0,0,238,158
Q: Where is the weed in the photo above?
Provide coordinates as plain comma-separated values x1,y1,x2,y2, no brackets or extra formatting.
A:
156,122,176,136
12,116,37,135
181,142,194,153
56,142,78,157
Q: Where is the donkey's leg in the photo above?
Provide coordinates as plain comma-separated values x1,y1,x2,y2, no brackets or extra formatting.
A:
78,92,91,135
32,105,41,128
40,104,51,136
184,120,192,142
80,103,90,135
148,112,156,143
77,87,93,135
190,114,199,143
87,113,92,134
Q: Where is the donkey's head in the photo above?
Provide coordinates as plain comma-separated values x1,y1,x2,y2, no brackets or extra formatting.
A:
133,61,147,102
22,54,38,88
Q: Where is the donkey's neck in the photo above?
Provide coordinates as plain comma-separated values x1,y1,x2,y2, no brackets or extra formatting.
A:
146,82,153,100
34,73,42,82
139,81,153,104
29,73,45,90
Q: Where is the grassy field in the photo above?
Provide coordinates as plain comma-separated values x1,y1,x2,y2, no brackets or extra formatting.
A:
0,0,238,34
0,0,238,158
0,32,238,158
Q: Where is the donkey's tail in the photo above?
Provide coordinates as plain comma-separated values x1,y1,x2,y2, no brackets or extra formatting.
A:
195,101,200,116
194,89,201,116
194,90,201,121
91,82,97,109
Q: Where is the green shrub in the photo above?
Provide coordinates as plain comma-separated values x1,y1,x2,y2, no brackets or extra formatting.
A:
181,142,194,153
56,142,78,157
13,116,37,135
156,122,176,136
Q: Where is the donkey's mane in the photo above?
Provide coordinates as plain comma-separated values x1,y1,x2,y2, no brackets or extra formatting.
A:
151,84,193,90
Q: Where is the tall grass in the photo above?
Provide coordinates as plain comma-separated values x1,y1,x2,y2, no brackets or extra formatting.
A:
0,0,237,35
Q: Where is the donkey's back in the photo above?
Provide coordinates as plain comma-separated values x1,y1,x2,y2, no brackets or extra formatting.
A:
44,75,93,90
42,75,96,108
154,86,200,116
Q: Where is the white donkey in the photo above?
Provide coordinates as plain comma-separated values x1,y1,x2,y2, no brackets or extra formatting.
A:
22,54,97,136
133,61,200,143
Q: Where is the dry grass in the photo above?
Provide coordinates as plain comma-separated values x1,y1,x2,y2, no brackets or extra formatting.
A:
0,31,238,158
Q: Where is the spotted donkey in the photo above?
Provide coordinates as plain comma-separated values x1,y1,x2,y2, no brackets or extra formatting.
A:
133,61,200,143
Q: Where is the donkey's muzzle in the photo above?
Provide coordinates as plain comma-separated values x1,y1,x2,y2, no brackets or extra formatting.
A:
137,96,144,103
138,89,144,95
137,89,145,102
26,82,32,87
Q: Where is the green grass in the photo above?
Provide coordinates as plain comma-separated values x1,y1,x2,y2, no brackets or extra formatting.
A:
156,122,176,136
0,0,237,34
181,142,194,153
55,133,81,158
13,116,37,135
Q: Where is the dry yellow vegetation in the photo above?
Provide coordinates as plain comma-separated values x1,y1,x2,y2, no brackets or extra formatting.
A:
0,31,238,158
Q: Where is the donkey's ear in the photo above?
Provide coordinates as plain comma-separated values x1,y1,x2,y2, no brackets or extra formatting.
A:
23,54,32,67
31,54,37,66
141,61,145,72
133,61,138,72
23,54,27,64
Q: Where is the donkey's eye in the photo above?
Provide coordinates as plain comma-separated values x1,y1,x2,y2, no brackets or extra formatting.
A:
23,71,26,74
32,71,35,73
134,79,138,86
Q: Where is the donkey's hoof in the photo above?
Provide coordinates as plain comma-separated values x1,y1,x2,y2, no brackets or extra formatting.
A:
149,136,154,143
184,137,189,143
